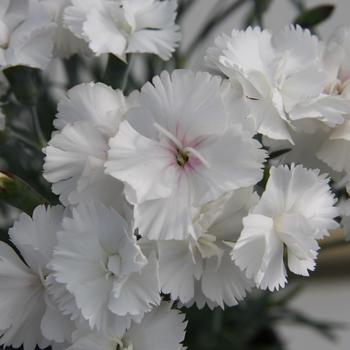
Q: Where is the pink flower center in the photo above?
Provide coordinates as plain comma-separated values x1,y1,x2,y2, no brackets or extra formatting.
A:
154,122,211,170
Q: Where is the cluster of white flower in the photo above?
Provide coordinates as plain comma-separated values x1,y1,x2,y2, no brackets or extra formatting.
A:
1,0,350,349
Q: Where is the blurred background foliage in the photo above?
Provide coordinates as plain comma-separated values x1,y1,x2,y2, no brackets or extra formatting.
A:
0,1,346,349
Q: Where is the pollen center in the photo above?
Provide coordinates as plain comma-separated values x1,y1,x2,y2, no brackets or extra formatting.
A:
176,148,189,167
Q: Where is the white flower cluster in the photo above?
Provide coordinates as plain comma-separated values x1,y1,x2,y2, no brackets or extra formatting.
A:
0,0,180,70
1,1,350,349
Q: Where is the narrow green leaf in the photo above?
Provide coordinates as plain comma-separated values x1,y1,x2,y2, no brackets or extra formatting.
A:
294,5,335,29
102,54,128,89
269,148,291,159
0,172,48,215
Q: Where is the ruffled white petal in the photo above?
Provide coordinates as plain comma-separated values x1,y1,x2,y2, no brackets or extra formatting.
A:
44,121,124,208
106,121,177,203
1,1,56,70
125,303,187,350
201,248,253,308
63,0,103,39
207,25,350,143
108,253,160,316
133,174,193,240
68,303,187,350
232,214,287,291
9,205,64,276
83,4,128,59
192,126,266,205
158,240,201,303
55,82,127,133
0,242,46,350
41,0,89,58
50,201,159,335
255,164,338,238
317,120,350,173
64,0,180,60
205,187,259,242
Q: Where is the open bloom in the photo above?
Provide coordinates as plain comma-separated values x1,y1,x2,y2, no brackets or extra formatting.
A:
106,69,266,240
316,26,350,180
158,188,256,309
40,0,89,58
67,303,187,350
0,0,55,70
43,82,131,209
207,26,350,144
64,0,180,61
0,205,74,350
50,201,160,337
231,164,339,291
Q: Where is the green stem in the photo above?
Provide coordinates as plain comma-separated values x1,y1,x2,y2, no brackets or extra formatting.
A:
103,54,128,89
31,106,46,147
253,0,264,27
121,54,135,92
186,0,247,58
9,129,41,151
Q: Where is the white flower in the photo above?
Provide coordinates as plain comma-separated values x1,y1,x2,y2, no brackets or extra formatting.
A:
231,164,339,291
105,70,266,240
67,303,187,350
158,188,256,309
262,123,341,180
317,120,350,176
50,201,160,337
0,205,74,350
64,0,180,61
43,82,130,209
0,0,56,70
316,27,350,177
207,26,350,144
40,0,89,58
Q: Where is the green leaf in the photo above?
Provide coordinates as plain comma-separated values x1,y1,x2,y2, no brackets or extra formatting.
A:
0,172,48,215
3,66,41,106
269,148,291,159
294,5,335,29
102,54,128,89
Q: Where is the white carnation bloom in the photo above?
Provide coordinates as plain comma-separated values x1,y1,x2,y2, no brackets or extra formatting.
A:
67,303,186,350
231,164,339,291
207,26,350,144
64,0,180,61
50,201,160,337
263,123,341,180
40,0,89,58
158,188,256,309
316,27,350,178
43,82,130,209
0,205,74,350
106,70,266,240
0,0,56,70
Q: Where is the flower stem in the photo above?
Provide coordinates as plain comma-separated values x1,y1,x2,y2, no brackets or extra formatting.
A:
31,106,46,147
